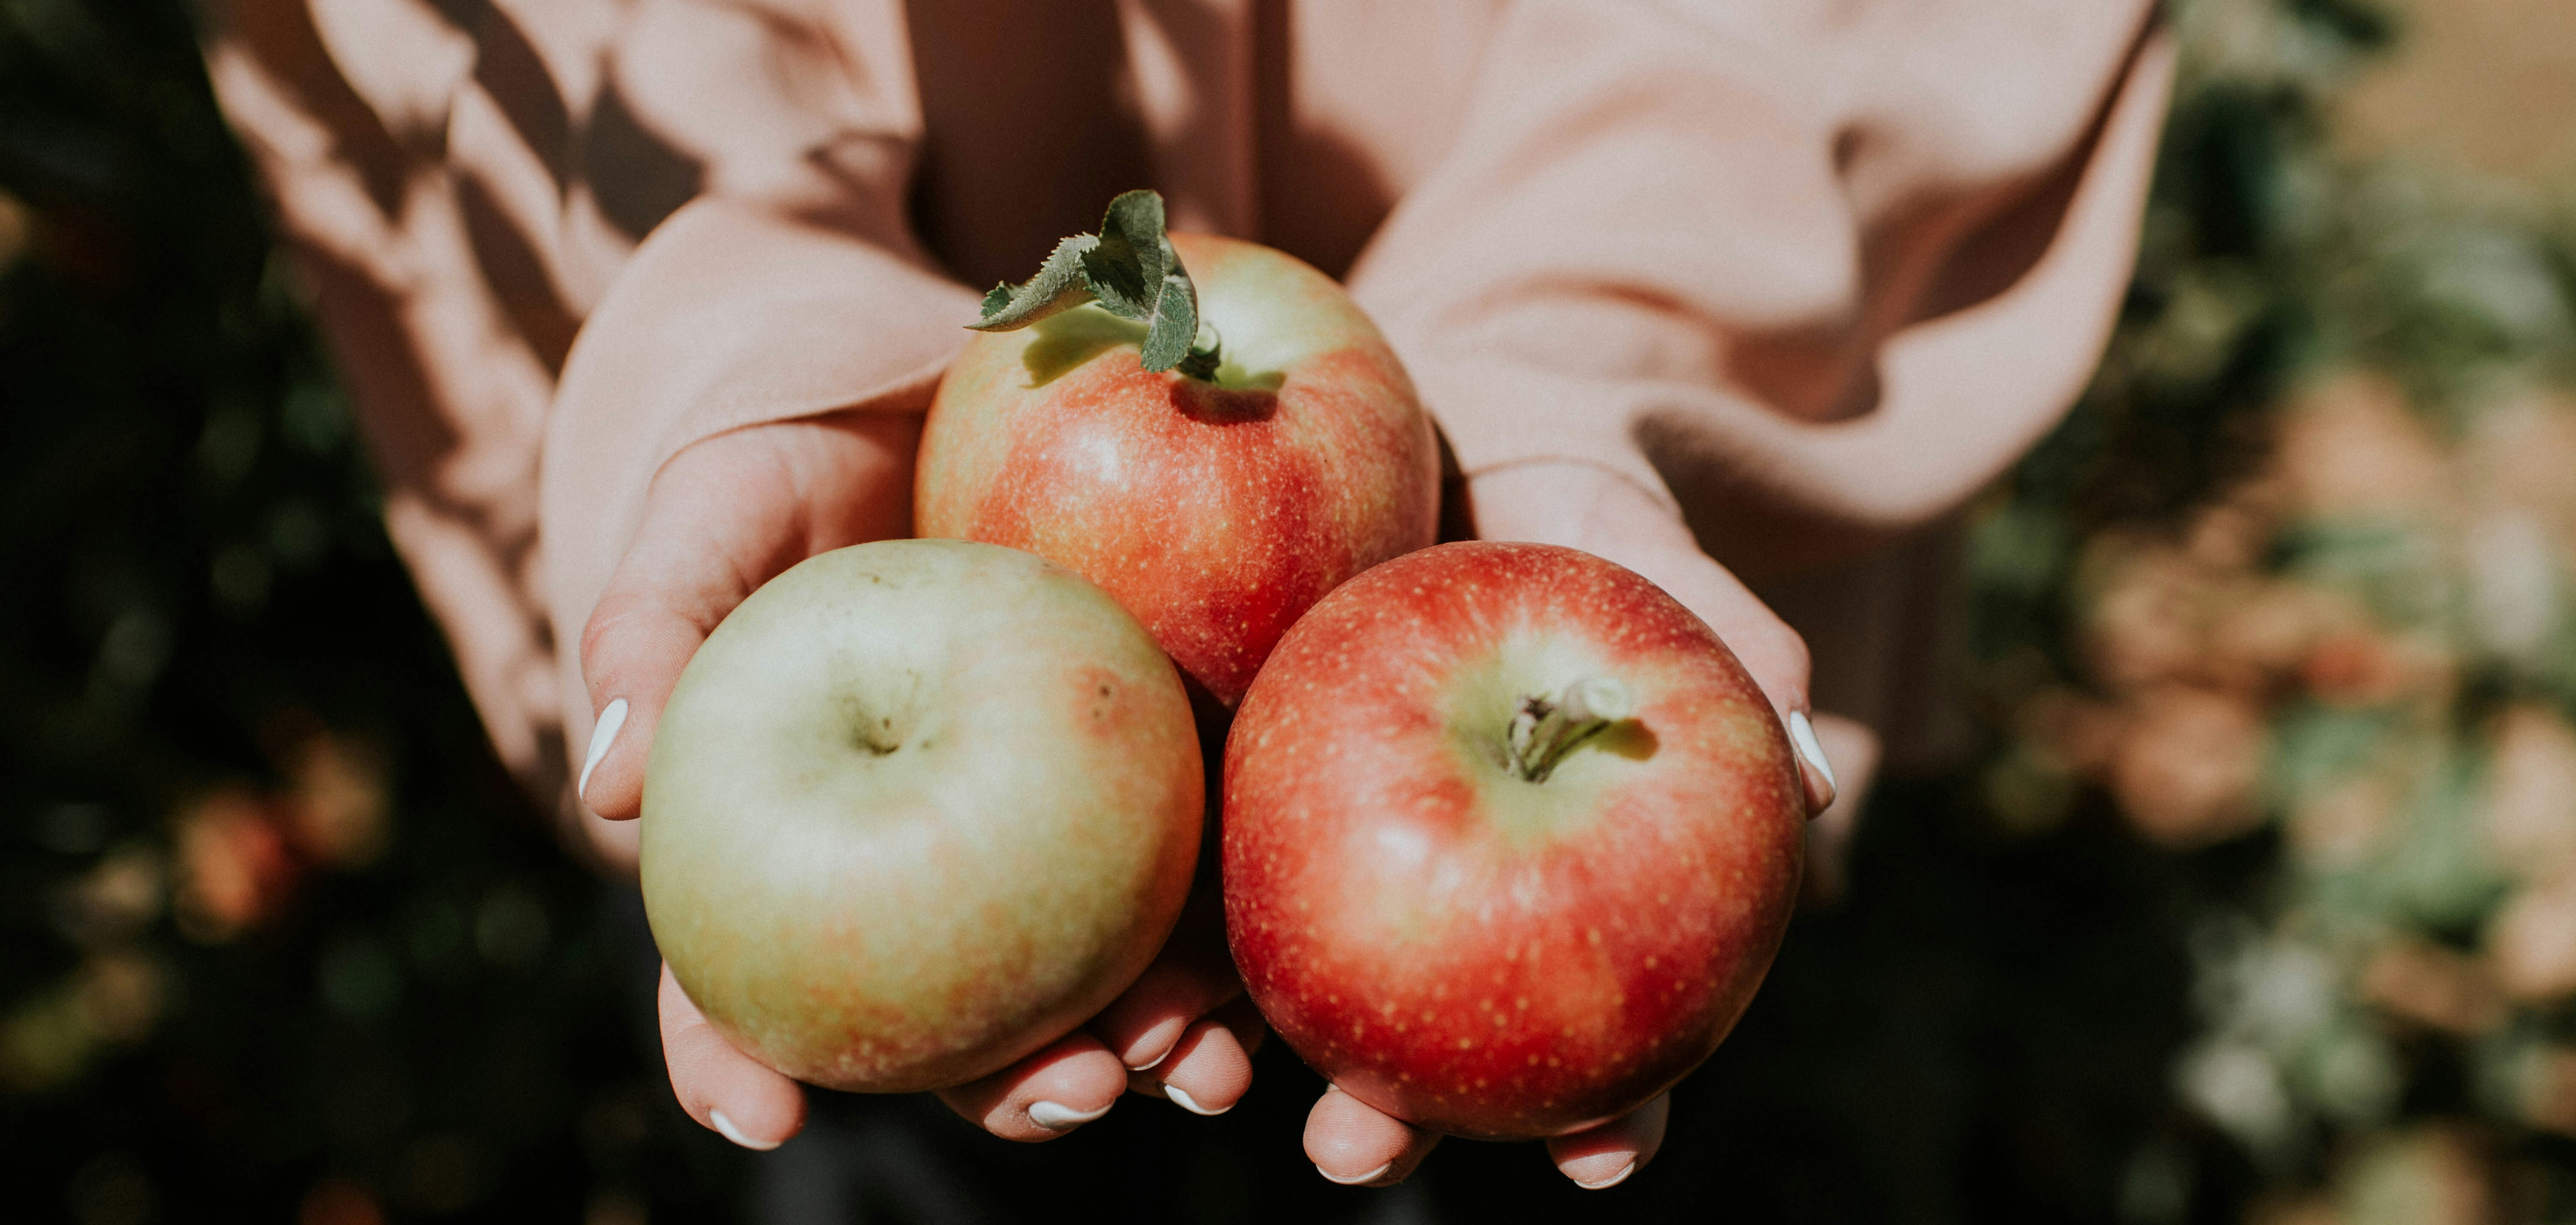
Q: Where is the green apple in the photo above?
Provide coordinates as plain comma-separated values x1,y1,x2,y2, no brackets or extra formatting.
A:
641,539,1203,1092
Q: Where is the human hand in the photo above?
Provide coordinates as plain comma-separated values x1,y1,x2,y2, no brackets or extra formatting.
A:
1300,459,1836,1189
574,409,1261,1148
655,879,1265,1149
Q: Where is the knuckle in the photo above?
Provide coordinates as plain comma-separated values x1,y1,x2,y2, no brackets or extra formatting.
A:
1762,621,1813,681
1732,619,1810,694
578,590,650,675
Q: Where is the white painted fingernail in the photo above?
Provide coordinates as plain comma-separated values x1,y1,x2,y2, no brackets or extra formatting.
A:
1028,1100,1111,1130
1317,1162,1392,1186
1787,711,1836,792
1163,1084,1229,1116
1571,1159,1637,1190
708,1109,779,1151
1127,1041,1174,1072
578,698,628,802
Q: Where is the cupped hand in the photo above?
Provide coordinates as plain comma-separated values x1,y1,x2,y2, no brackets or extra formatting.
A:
1299,459,1836,1189
575,409,1261,1149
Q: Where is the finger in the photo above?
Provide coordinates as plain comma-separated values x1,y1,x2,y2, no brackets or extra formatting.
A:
1785,710,1839,817
1544,1093,1671,1190
1087,917,1242,1072
1129,994,1267,1115
1801,713,1880,905
575,412,918,821
659,962,806,1150
1609,535,1835,811
1306,1085,1441,1187
933,1030,1130,1141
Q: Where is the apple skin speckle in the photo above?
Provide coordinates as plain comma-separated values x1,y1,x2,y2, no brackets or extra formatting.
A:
1223,542,1805,1139
918,234,1438,706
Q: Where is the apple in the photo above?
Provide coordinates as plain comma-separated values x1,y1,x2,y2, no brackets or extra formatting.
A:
641,539,1203,1093
1223,541,1805,1139
916,191,1438,707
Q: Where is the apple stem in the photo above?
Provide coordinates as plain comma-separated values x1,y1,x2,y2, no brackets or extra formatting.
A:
1176,321,1223,382
1505,676,1635,782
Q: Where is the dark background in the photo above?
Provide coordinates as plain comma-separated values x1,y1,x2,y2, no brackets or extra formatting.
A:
6,1,2574,1222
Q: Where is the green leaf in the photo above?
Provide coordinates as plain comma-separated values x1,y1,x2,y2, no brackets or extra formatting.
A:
1140,270,1198,372
962,188,1218,377
969,234,1100,331
1084,190,1169,321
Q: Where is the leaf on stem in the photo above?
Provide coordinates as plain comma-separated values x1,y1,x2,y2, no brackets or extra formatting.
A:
965,189,1211,375
1083,189,1170,319
970,234,1101,331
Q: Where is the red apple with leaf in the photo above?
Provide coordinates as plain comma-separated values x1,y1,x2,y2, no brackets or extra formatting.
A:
1223,541,1806,1139
916,191,1439,706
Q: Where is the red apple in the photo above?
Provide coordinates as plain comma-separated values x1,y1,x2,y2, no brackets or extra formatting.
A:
1223,542,1804,1138
916,204,1438,707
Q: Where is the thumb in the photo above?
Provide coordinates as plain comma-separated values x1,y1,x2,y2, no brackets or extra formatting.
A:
574,412,919,822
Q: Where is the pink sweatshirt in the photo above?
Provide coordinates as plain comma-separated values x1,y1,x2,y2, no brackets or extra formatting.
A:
201,0,2171,832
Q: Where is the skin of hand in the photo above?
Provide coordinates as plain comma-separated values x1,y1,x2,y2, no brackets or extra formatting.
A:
576,417,1823,1173
1298,459,1835,1190
574,407,1263,1150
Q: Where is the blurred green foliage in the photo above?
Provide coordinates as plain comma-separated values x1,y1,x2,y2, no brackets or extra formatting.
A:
0,1,739,1220
1971,0,2576,1220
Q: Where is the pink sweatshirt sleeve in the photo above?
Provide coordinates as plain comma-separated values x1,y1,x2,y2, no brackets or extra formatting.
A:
204,0,2172,829
1346,0,2174,581
534,0,977,813
199,0,976,821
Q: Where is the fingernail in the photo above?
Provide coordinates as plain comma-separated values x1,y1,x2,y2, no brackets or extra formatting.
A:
1163,1084,1229,1116
1126,1041,1174,1073
708,1109,780,1151
1572,1159,1637,1190
1317,1162,1392,1186
579,698,628,802
1027,1100,1111,1130
1787,711,1836,792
